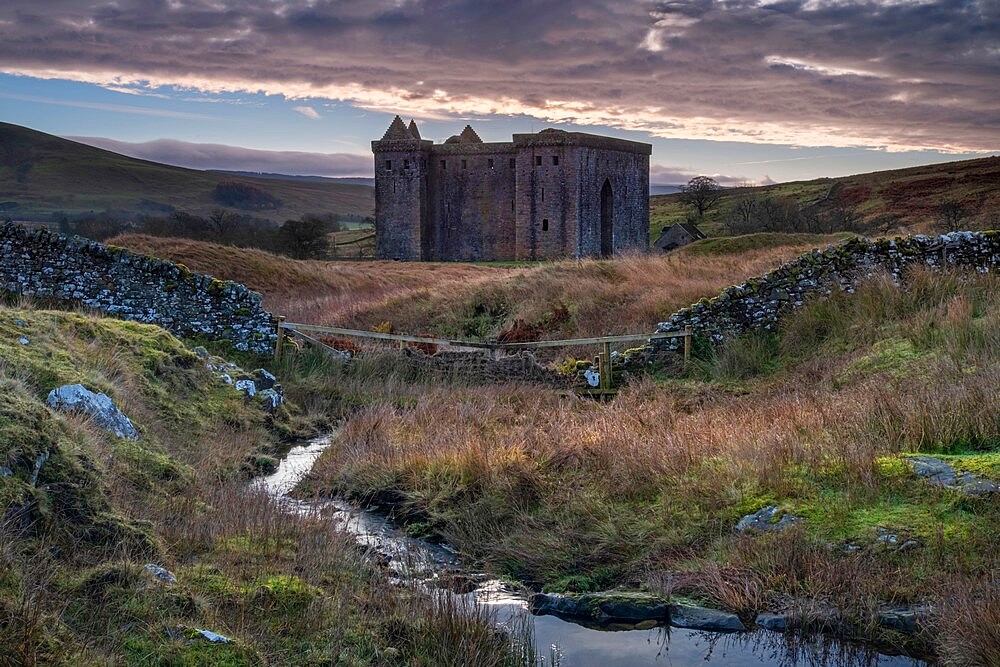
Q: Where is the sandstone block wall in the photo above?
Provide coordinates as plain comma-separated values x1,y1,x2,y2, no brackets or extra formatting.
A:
1,223,277,354
652,232,999,352
373,119,652,262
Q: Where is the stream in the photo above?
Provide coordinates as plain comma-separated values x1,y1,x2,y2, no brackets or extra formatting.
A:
253,435,927,667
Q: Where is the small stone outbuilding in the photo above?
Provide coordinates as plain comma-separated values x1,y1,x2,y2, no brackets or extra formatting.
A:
653,222,706,252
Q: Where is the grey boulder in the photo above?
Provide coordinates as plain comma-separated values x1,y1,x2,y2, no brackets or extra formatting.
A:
46,384,138,440
908,456,999,496
530,590,670,623
144,563,177,584
669,603,746,632
736,505,801,533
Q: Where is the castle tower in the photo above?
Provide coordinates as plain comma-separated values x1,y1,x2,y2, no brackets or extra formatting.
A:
371,116,431,261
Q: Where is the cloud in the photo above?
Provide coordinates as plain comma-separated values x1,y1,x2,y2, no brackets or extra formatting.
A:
1,0,997,152
67,136,372,177
293,105,321,119
650,164,755,187
0,91,213,119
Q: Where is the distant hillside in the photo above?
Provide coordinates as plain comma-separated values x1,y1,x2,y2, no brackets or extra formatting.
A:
0,122,374,222
213,171,375,187
652,156,1000,237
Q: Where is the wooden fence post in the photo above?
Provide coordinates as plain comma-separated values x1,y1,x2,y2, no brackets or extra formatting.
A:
274,316,286,360
601,340,613,392
684,325,692,366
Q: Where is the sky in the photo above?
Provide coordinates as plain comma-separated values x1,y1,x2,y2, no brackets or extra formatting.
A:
0,0,997,185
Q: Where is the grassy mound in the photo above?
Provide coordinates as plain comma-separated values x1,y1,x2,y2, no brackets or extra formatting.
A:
108,233,830,352
0,304,529,666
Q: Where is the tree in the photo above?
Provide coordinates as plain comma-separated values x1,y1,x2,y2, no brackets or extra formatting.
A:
279,216,331,259
207,208,243,240
724,193,760,234
936,201,969,232
680,176,723,219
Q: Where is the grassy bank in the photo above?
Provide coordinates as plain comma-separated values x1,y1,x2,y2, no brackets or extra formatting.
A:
299,268,999,664
0,303,530,666
109,232,843,347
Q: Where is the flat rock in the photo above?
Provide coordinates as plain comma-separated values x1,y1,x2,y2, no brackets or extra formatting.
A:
755,612,789,632
530,590,670,623
46,384,139,440
908,456,999,496
144,563,177,584
878,606,923,634
669,603,746,632
736,505,801,533
193,628,231,643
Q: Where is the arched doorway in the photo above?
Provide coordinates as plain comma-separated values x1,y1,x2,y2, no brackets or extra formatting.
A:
600,179,613,258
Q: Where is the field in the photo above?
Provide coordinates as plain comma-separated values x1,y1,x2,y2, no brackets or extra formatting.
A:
109,232,848,345
6,223,1000,664
652,156,1000,238
0,122,374,222
104,230,999,664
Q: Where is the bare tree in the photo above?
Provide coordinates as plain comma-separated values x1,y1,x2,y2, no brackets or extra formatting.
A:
935,201,969,232
724,192,760,234
207,208,243,239
680,176,723,219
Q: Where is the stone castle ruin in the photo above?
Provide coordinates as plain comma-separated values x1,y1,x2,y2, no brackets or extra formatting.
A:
372,117,651,261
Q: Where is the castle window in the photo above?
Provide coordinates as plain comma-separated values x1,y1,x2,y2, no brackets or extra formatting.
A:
552,156,559,166
509,158,516,169
462,159,467,169
385,160,392,171
541,188,545,203
535,156,542,167
403,159,410,169
511,200,515,212
440,159,446,169
488,158,494,169
542,218,549,231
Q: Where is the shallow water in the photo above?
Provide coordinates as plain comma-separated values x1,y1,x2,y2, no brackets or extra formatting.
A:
254,436,926,667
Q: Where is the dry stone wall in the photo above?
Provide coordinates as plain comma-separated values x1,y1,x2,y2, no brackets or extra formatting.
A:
652,231,999,353
1,223,277,354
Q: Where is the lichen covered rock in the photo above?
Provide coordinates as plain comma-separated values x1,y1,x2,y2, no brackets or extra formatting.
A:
46,384,139,440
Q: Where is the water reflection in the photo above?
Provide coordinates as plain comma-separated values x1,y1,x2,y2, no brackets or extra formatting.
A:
254,436,925,667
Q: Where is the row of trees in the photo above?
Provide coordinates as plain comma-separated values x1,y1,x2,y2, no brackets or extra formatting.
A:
53,209,344,259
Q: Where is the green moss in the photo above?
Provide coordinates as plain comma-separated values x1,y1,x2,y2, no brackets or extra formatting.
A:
122,630,264,667
838,337,931,383
251,574,321,614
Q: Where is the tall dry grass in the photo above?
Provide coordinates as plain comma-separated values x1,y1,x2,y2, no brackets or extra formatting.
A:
300,269,998,661
108,233,837,340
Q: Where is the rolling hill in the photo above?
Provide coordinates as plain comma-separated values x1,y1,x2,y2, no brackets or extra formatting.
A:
0,122,374,222
651,155,1000,238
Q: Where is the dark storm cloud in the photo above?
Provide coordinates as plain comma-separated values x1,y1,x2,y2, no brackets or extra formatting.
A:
69,136,371,177
1,0,998,151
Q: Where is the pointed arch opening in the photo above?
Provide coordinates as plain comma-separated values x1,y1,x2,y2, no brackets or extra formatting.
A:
600,179,613,258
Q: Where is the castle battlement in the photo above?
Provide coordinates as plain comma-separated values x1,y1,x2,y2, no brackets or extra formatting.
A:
372,117,651,261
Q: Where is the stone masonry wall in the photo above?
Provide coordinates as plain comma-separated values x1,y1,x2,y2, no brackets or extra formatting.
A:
1,223,277,354
651,231,1000,353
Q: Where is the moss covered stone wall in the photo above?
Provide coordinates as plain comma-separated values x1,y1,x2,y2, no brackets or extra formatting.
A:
654,231,1000,351
0,223,277,354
